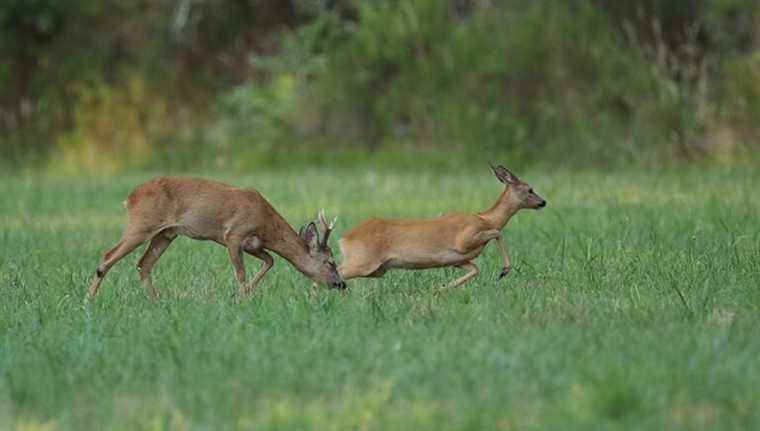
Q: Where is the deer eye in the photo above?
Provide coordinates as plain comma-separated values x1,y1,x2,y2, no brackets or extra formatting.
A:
528,188,534,194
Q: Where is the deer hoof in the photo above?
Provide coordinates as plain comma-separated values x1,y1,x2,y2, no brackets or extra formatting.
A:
499,266,511,279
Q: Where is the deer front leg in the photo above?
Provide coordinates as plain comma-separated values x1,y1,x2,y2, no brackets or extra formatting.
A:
493,236,511,279
240,249,274,297
226,243,247,293
444,262,479,289
467,229,510,279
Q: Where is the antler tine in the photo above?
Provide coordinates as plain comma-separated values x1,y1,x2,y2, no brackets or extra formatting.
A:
317,209,328,230
317,209,332,246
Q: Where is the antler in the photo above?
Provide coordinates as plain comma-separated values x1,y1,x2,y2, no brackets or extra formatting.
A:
317,209,337,248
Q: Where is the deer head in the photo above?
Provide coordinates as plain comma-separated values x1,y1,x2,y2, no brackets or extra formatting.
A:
490,164,547,210
299,210,344,289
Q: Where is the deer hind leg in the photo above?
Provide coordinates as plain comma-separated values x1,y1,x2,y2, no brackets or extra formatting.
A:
240,248,274,297
338,259,385,281
136,229,176,301
367,266,389,278
444,261,479,289
88,229,152,299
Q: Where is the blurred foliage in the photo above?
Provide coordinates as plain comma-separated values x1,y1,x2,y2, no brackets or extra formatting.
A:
0,0,758,173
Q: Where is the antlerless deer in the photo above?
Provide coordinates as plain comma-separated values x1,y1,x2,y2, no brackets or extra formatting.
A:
87,177,344,301
338,165,546,288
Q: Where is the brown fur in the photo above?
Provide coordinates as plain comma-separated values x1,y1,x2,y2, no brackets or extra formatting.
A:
87,176,344,301
338,165,546,288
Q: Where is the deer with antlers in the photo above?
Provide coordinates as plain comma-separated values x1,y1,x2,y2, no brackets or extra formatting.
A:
338,165,546,289
87,177,344,301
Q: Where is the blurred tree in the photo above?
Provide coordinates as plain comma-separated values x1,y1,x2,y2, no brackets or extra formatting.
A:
0,0,757,170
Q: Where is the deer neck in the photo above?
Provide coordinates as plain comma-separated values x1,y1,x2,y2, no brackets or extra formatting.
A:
265,219,317,277
479,187,520,229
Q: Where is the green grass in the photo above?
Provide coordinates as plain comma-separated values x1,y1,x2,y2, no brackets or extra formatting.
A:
1,166,759,430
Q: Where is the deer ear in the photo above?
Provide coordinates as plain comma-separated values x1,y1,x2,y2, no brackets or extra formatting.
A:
300,222,320,249
490,164,518,184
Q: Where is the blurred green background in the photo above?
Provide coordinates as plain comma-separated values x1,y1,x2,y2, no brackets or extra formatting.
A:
1,0,759,174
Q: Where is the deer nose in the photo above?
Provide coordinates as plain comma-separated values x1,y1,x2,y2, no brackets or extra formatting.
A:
538,200,547,208
333,281,346,289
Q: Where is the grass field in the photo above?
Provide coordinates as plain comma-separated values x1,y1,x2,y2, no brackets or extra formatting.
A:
1,166,759,430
